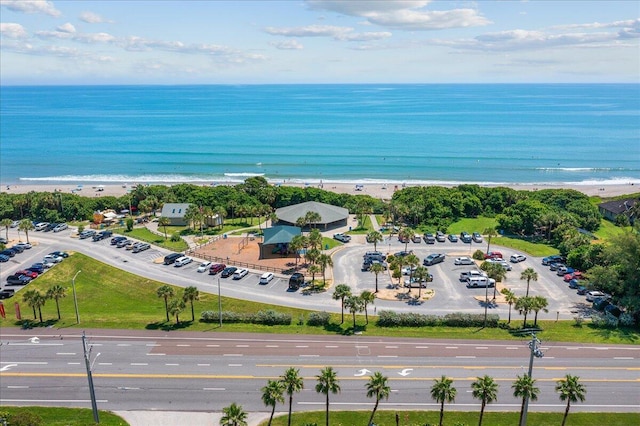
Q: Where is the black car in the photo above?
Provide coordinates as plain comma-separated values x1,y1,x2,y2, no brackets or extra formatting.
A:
0,250,16,258
164,253,182,265
394,251,413,258
49,251,69,258
111,236,127,245
0,289,15,299
447,234,458,243
9,245,25,253
29,263,46,273
92,230,113,241
288,273,305,291
6,274,32,286
0,254,9,262
221,267,238,278
423,253,446,266
43,223,58,232
423,233,436,244
460,232,472,243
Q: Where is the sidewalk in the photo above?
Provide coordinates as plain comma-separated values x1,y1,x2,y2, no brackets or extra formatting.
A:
115,410,271,426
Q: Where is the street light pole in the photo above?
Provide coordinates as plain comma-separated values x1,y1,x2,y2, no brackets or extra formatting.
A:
218,278,222,327
72,270,82,324
82,332,100,423
520,332,544,426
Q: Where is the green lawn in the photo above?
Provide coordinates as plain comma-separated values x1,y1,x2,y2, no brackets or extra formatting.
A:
265,410,640,426
116,227,189,251
447,216,498,235
3,253,638,345
0,407,128,426
349,215,373,234
593,219,630,241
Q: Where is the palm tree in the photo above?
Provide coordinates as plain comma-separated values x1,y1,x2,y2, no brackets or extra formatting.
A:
531,296,549,326
261,379,285,426
22,289,40,320
360,290,375,324
404,253,420,290
315,366,340,426
484,227,498,254
521,267,538,297
556,374,587,426
471,375,499,426
167,298,185,324
280,367,304,426
398,227,413,252
182,286,199,322
366,230,383,251
220,402,248,426
46,284,66,320
413,265,430,298
369,261,385,293
516,296,534,328
365,372,391,426
513,374,540,426
431,375,457,426
305,211,322,229
480,262,507,300
156,285,175,322
1,218,12,241
317,253,333,286
289,235,306,266
344,295,364,329
332,284,352,324
307,228,323,250
158,216,170,240
308,264,320,285
18,218,33,243
501,288,518,324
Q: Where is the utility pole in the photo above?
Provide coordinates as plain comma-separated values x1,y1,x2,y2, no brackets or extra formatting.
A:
520,332,544,426
218,278,222,327
82,332,100,423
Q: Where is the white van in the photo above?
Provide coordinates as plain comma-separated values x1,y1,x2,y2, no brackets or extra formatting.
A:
466,277,496,288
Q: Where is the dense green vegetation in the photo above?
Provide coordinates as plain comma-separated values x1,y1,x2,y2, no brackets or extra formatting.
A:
0,407,127,426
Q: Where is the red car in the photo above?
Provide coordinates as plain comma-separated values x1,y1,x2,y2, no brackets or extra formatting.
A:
16,269,38,279
484,251,503,260
564,271,583,282
209,263,226,275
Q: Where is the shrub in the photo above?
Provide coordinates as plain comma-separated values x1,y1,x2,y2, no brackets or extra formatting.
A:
307,311,331,326
377,311,499,328
472,249,485,260
620,312,636,327
5,410,43,426
170,232,182,242
253,309,291,325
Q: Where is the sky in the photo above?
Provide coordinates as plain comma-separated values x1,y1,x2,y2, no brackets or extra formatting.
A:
0,0,638,85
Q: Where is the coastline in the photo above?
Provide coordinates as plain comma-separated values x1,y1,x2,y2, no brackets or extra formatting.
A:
1,180,638,199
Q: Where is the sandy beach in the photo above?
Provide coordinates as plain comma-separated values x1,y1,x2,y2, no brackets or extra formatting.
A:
1,181,638,199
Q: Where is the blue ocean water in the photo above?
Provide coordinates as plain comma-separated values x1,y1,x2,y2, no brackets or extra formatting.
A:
1,84,639,186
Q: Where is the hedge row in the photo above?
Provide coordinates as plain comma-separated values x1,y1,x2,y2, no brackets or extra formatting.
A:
201,309,292,325
377,311,500,328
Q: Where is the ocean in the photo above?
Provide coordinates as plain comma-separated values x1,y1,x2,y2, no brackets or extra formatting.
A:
1,84,639,186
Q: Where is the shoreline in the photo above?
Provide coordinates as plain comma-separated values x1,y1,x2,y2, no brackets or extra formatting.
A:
1,180,638,199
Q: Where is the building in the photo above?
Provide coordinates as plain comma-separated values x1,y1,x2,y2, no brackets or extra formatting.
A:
260,225,302,259
160,203,191,226
598,198,638,224
274,201,349,230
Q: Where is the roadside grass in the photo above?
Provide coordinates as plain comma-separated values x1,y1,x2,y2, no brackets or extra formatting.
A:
2,253,638,345
447,216,498,235
593,219,629,241
115,227,189,252
349,215,373,234
322,236,341,250
265,410,640,426
488,236,557,257
0,406,128,426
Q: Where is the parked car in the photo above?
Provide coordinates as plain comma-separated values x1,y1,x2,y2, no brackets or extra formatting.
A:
49,251,69,258
259,272,275,284
447,234,458,242
163,253,182,265
454,257,474,266
34,222,49,231
486,258,512,271
92,230,113,241
577,286,588,295
460,232,472,243
174,256,193,267
79,230,96,239
423,233,436,244
8,245,24,253
0,250,15,258
288,272,305,290
401,265,418,275
472,232,483,243
569,278,584,289
209,263,227,275
0,254,9,262
542,254,564,265
16,270,38,279
0,289,15,299
125,241,137,250
43,254,63,263
43,223,58,232
484,251,503,260
404,276,432,288
459,270,487,282
394,250,413,258
363,251,386,262
557,266,574,276
15,241,32,249
233,268,249,280
423,253,445,266
111,236,127,245
564,271,583,282
53,223,68,232
132,243,150,253
510,254,526,263
549,262,564,271
116,239,130,248
333,233,351,243
435,231,446,242
28,264,46,274
197,261,212,273
221,267,238,278
586,291,608,302
361,260,387,271
466,277,495,288
6,274,32,285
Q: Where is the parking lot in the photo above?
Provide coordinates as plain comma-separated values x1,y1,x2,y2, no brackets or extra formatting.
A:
1,227,593,319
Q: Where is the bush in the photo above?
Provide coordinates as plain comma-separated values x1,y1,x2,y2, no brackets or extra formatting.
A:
472,249,485,260
307,311,331,326
170,232,182,242
5,410,43,426
377,311,499,328
620,312,636,327
200,309,291,325
253,309,292,325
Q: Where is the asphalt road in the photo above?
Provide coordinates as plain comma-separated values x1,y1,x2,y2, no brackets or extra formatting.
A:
1,329,639,414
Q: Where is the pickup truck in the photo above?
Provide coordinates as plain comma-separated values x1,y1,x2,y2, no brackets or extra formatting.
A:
333,233,351,243
92,230,113,241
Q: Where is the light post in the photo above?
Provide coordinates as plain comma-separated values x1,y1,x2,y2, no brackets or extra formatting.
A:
483,279,489,328
217,278,222,327
82,332,100,423
520,332,544,426
72,270,82,324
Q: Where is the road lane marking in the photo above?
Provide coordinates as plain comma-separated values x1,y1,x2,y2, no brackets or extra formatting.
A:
266,345,279,348
476,347,488,350
131,363,148,366
446,347,458,349
146,344,160,347
223,354,243,357
56,353,76,356
506,347,518,350
206,344,219,347
300,355,319,357
176,344,190,347
236,345,249,347
197,364,210,366
296,345,309,348
415,346,429,349
7,386,29,389
229,364,242,367
456,356,476,359
614,357,634,360
203,387,225,391
0,399,108,403
67,362,81,365
378,355,398,358
165,363,179,366
117,344,131,347
147,353,166,356
98,363,112,366
325,345,338,348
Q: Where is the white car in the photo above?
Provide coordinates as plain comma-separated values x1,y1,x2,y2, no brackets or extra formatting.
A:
15,241,32,249
174,256,193,267
34,222,49,231
401,265,417,275
233,268,249,280
486,258,512,271
586,291,608,302
259,272,274,284
53,223,68,232
43,254,63,264
510,254,526,263
197,261,212,273
454,257,474,265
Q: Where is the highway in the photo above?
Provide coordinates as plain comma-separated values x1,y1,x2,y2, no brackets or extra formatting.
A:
1,329,639,414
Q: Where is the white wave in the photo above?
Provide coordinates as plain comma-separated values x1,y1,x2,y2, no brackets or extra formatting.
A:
534,167,627,172
223,172,265,177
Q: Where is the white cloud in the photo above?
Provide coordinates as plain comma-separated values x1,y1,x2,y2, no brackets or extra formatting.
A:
264,24,391,42
306,0,491,30
0,22,28,38
56,23,76,33
270,40,304,50
0,0,61,17
79,11,111,24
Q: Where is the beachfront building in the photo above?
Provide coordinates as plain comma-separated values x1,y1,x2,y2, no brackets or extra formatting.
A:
160,203,191,226
274,201,349,230
598,198,638,225
260,225,302,259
